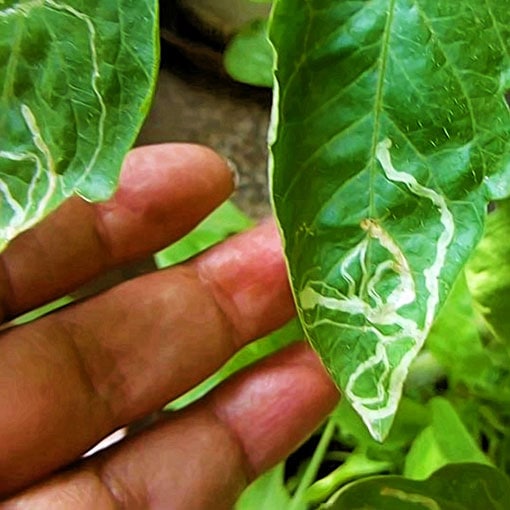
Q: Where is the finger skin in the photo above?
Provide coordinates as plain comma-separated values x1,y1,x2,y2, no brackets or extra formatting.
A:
1,343,339,510
0,222,295,497
0,144,234,322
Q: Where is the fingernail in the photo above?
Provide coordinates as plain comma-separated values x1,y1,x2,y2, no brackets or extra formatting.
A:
224,157,240,189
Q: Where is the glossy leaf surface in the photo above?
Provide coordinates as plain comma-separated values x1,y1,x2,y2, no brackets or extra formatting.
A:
326,463,510,510
269,0,510,440
0,0,159,250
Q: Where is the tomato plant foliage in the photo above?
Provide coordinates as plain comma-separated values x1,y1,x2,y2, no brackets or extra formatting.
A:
269,0,510,440
0,0,158,250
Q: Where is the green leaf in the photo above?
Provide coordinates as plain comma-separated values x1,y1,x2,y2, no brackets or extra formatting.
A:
425,272,483,372
404,397,489,479
155,200,255,269
467,199,510,344
425,271,510,405
424,271,489,391
325,463,510,510
0,0,159,251
236,464,293,509
224,19,274,88
9,294,73,326
305,452,392,505
332,397,428,464
269,0,510,440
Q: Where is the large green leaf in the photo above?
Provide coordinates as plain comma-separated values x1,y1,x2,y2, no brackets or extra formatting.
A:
0,0,159,250
269,0,510,440
325,463,510,510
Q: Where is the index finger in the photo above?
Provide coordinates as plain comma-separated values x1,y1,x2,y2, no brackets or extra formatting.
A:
0,143,235,322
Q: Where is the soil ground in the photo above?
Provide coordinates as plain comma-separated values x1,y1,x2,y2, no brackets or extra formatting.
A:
137,46,273,219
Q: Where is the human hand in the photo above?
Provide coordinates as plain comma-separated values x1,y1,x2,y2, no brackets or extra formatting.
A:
0,145,338,509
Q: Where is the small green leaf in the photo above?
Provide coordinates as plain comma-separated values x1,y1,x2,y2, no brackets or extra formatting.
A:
236,464,293,510
325,463,510,510
425,272,488,390
305,452,392,505
269,0,510,440
467,199,510,344
224,19,274,88
426,271,510,404
426,272,483,371
405,397,489,479
0,0,159,250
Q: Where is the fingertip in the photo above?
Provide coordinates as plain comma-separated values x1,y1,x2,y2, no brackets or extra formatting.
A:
210,342,339,477
97,143,235,260
122,143,236,191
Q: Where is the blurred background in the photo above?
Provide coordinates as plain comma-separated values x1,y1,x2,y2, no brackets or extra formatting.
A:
137,0,274,219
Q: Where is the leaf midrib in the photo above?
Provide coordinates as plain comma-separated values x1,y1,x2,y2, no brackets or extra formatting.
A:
2,15,23,103
363,0,396,292
369,0,396,217
484,0,510,67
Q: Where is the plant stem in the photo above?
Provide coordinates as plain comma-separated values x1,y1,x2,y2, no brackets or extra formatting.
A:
288,417,336,510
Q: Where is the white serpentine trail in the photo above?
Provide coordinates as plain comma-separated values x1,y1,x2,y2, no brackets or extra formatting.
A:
299,138,455,440
0,1,105,247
